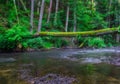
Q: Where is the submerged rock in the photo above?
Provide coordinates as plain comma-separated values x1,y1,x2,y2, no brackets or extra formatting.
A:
111,58,120,66
81,58,102,64
0,58,16,63
19,69,76,84
34,74,76,84
18,64,76,84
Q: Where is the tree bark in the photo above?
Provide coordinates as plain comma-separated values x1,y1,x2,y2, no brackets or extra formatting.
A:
54,0,59,25
13,0,19,24
73,11,77,32
38,0,45,32
19,0,27,11
91,0,94,11
30,0,34,32
73,1,77,32
108,0,112,27
116,33,120,43
37,1,41,14
65,6,69,32
35,28,119,37
47,0,53,23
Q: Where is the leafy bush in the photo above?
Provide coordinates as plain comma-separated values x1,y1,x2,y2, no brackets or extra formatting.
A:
45,37,68,48
23,37,53,49
54,38,68,48
22,37,43,49
87,37,106,48
37,36,68,48
0,27,5,34
103,35,114,47
0,24,68,51
0,25,30,51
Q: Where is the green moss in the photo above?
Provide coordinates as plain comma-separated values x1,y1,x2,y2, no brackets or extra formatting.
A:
38,28,119,37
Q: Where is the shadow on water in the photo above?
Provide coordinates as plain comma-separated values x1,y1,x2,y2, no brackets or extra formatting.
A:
0,49,120,84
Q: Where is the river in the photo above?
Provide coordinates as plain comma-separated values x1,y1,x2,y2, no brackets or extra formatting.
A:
0,48,120,84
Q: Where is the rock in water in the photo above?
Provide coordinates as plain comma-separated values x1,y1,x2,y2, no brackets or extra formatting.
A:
0,58,16,63
34,74,76,84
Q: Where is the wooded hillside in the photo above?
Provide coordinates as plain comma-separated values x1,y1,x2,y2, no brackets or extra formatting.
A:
0,0,120,51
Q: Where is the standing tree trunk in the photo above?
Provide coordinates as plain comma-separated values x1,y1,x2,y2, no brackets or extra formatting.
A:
38,0,45,32
65,5,69,32
54,0,59,25
47,0,53,23
108,0,112,27
91,0,96,19
73,0,77,32
30,0,34,32
91,0,94,11
20,0,27,11
118,6,120,26
73,8,77,32
37,1,41,14
13,0,19,24
72,9,77,46
115,3,120,43
72,0,77,47
116,33,120,43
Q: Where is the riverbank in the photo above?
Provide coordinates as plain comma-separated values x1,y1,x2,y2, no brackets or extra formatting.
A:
0,45,119,53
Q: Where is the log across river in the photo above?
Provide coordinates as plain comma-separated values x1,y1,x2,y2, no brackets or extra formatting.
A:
35,27,119,37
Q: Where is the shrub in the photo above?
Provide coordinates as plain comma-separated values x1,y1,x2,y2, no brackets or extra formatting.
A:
87,37,106,48
0,25,30,51
23,37,53,49
48,37,68,48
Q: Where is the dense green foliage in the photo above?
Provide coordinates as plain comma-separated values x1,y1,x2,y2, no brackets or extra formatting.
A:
0,25,29,51
0,0,120,51
87,37,106,48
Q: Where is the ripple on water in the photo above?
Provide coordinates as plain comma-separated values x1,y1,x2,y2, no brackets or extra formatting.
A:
64,49,120,66
81,58,102,64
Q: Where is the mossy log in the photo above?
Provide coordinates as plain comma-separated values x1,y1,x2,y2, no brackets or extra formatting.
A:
34,28,119,37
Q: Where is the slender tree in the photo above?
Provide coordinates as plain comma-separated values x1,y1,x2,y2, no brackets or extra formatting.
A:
37,1,41,14
72,0,77,46
54,0,59,25
115,1,120,42
38,0,45,32
73,1,77,32
65,5,69,32
91,0,94,11
108,0,112,27
47,0,53,23
73,12,77,32
20,0,27,11
13,0,19,24
30,0,34,32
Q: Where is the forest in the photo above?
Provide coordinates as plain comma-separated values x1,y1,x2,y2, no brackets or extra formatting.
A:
1,1,120,84
0,0,120,51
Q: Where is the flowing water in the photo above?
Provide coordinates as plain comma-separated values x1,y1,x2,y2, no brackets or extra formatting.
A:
0,49,120,84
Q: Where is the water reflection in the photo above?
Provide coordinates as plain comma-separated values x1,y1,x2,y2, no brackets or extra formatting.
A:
0,49,120,84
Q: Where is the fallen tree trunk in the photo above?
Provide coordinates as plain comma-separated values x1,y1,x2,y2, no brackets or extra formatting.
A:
35,28,119,37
